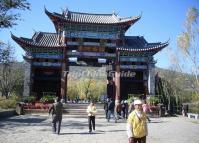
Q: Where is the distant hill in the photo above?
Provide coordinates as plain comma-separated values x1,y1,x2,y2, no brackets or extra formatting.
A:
0,61,24,71
155,67,196,91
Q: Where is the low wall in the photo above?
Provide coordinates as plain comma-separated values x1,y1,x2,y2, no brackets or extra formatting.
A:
187,113,199,120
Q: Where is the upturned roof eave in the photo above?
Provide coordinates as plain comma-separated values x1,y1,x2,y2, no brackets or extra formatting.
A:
117,42,169,54
45,7,141,26
11,33,64,49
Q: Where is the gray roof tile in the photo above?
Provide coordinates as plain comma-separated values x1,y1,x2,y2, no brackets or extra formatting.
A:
11,32,168,53
12,32,61,47
45,8,140,24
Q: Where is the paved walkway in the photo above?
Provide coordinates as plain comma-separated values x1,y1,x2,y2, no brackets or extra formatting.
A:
0,115,199,143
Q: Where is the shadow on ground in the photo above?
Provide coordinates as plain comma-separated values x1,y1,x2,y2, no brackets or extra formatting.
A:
0,115,49,129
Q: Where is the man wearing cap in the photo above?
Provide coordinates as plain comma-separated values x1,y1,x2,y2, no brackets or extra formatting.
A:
126,99,148,143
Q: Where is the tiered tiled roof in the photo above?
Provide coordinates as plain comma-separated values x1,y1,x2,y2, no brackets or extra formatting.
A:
45,8,141,25
11,32,168,54
11,32,64,48
45,8,141,32
116,36,169,54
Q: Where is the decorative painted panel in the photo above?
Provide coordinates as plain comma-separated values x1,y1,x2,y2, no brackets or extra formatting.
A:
77,46,105,52
120,51,150,57
120,65,147,69
67,41,116,47
32,54,62,59
63,23,121,32
27,47,62,54
120,57,148,62
33,62,61,67
67,51,115,58
65,31,119,39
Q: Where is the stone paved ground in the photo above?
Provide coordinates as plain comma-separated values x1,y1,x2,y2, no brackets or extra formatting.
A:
0,115,199,143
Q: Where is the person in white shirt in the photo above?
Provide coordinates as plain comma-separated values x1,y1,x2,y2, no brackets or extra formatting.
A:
86,101,97,133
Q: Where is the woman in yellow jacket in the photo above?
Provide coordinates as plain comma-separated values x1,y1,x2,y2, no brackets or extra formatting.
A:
126,99,148,143
87,101,97,133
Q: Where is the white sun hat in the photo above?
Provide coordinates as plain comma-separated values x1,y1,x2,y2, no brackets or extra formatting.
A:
134,99,142,105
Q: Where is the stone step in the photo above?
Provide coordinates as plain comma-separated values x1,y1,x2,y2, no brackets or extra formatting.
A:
24,109,105,115
65,108,105,111
24,103,106,117
64,112,104,116
65,103,104,109
62,115,106,118
29,113,106,119
64,109,105,114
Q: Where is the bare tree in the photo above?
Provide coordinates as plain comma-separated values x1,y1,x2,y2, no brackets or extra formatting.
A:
0,0,30,28
177,7,199,97
0,43,23,98
83,77,93,100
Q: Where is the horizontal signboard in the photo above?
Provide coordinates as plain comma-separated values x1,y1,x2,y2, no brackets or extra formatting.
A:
120,57,148,62
32,54,62,59
33,62,61,67
120,65,147,69
67,51,116,58
65,31,119,39
67,41,116,47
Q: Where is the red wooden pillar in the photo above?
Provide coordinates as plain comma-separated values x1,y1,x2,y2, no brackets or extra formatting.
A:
61,31,68,102
115,50,120,105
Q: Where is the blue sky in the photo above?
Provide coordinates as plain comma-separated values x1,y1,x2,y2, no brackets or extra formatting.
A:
0,0,198,69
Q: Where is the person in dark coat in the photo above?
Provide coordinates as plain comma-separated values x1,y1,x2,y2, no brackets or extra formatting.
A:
121,100,129,119
107,98,117,123
125,100,129,119
104,98,109,119
49,97,63,135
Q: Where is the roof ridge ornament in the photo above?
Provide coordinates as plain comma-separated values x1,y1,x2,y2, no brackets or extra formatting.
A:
112,10,116,16
112,11,120,21
61,7,69,18
44,5,49,14
140,11,143,18
166,38,170,43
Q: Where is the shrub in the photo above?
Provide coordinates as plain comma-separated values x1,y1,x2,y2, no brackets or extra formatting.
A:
10,94,20,101
148,96,160,106
22,96,36,103
40,95,56,103
0,97,18,109
189,103,199,114
127,96,140,104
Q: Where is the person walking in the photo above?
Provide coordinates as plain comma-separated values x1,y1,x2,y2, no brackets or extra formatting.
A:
124,100,129,119
142,100,151,122
128,100,135,114
127,99,148,143
182,104,188,117
87,101,97,133
115,100,122,120
121,100,126,118
107,98,117,123
49,97,63,135
104,98,109,119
